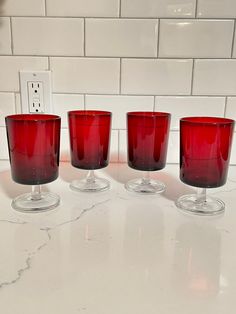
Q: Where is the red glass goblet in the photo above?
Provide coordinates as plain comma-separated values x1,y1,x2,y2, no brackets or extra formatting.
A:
176,117,235,215
125,111,171,193
68,110,112,192
5,114,61,212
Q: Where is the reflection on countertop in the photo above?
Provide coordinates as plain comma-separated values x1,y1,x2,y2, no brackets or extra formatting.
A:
0,161,236,314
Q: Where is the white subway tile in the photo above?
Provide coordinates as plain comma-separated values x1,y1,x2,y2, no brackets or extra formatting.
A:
229,135,236,165
47,0,119,17
225,97,236,121
0,93,15,126
60,128,70,161
110,130,119,163
53,94,84,128
121,0,195,18
51,57,120,94
193,60,236,96
167,131,179,164
0,18,11,55
60,128,118,162
155,96,225,130
119,130,127,163
0,57,48,92
159,19,234,58
86,19,158,57
85,95,154,129
121,59,192,95
12,18,84,56
0,127,9,160
197,0,236,18
1,0,45,16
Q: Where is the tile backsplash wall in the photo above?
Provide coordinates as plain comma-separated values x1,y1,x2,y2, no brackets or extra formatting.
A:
0,0,236,163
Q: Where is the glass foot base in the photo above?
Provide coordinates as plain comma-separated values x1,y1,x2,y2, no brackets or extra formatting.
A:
125,178,165,194
12,192,60,213
175,194,225,216
70,177,110,192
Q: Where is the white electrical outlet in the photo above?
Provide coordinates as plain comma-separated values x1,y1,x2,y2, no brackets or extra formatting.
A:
20,71,53,114
28,81,44,113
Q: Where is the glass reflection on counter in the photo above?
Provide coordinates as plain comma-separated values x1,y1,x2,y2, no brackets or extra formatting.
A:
123,201,164,282
173,222,221,297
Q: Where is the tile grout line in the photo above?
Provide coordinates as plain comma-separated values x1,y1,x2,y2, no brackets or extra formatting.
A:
3,16,236,20
9,17,14,55
84,18,86,57
0,55,235,60
0,125,180,132
157,19,160,58
195,0,198,18
119,59,122,94
0,124,234,133
1,90,235,97
231,19,236,58
53,93,230,98
190,59,195,95
224,97,228,117
84,94,86,110
6,126,235,134
44,0,47,16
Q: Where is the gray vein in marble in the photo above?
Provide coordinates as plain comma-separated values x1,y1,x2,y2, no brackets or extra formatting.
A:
0,229,51,290
42,199,111,231
116,193,130,201
0,219,27,225
0,256,32,290
211,187,236,195
0,199,109,290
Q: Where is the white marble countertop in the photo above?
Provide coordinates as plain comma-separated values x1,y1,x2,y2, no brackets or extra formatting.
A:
0,161,236,314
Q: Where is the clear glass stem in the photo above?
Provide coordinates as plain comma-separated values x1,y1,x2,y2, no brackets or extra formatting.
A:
196,188,207,204
86,170,96,184
31,185,42,201
141,171,150,185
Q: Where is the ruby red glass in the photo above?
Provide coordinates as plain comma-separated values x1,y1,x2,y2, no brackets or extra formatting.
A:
125,111,171,194
68,110,112,192
5,114,61,212
176,116,235,215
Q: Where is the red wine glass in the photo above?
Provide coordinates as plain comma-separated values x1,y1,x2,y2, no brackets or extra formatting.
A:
176,116,235,215
125,111,171,193
5,114,61,212
68,110,112,192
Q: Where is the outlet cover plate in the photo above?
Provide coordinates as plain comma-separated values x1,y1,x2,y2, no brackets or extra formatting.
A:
20,71,53,114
